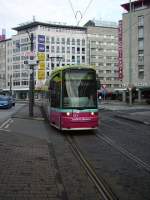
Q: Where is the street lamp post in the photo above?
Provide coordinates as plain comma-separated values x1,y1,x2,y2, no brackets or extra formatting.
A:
26,32,34,117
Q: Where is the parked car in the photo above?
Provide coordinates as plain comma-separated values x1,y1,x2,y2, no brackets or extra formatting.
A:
0,95,12,109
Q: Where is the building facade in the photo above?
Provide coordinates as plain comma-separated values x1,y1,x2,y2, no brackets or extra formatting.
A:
1,21,87,99
121,0,150,100
85,20,122,94
0,20,123,99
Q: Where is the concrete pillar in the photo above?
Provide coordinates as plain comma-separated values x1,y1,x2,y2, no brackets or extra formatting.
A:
16,92,19,100
138,89,142,103
122,91,126,102
26,92,29,100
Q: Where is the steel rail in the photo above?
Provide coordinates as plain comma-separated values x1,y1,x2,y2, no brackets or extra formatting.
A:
96,134,150,173
66,135,118,200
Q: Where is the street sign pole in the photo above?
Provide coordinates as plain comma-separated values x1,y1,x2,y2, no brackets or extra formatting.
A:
27,32,34,117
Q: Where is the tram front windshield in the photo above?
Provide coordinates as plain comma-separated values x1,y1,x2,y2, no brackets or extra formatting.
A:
63,69,97,109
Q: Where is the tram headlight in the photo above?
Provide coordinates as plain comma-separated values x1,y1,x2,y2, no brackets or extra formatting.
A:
66,112,70,116
91,112,94,116
90,112,98,116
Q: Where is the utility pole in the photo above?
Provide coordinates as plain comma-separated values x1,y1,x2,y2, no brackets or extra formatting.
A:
128,0,133,105
27,32,34,117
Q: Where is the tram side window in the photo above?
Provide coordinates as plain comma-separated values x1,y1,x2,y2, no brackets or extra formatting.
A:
50,74,61,107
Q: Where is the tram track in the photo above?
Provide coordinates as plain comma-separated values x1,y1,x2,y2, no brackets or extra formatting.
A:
66,135,118,200
96,133,150,173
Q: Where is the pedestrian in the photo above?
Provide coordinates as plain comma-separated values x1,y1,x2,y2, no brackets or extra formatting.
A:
98,95,102,103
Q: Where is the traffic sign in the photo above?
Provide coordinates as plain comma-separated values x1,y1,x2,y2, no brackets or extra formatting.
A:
28,60,38,65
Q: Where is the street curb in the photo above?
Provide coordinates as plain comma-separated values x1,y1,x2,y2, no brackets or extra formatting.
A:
98,106,105,110
115,115,150,126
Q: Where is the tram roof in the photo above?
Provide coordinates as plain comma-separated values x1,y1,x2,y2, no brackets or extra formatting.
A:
50,65,95,77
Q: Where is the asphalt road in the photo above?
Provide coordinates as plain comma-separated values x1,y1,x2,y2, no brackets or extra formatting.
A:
72,110,150,200
0,104,150,200
0,103,26,128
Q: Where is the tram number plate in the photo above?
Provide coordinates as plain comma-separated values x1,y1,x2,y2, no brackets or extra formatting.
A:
73,113,79,118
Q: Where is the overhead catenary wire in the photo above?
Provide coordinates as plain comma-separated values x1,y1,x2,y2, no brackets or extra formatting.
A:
68,0,76,20
68,0,94,25
78,0,94,25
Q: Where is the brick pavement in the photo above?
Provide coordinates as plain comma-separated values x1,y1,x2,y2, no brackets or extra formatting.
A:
0,104,66,200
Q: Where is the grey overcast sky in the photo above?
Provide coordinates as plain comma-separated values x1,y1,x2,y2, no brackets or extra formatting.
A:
0,0,127,38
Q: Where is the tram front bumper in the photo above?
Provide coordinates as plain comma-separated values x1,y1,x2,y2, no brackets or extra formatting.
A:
61,116,99,130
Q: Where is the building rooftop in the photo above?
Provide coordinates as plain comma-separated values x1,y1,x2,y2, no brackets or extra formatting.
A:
121,0,150,11
12,21,87,31
0,38,11,43
84,20,118,28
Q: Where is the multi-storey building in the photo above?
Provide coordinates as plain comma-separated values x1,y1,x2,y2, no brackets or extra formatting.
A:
85,20,122,94
121,0,150,101
1,21,87,99
0,40,6,91
0,20,123,99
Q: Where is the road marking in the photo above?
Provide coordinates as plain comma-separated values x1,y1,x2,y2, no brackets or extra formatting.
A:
0,118,13,130
0,128,10,132
0,119,11,129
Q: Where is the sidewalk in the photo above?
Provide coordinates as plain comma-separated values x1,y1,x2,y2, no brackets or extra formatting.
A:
99,100,150,125
0,104,64,200
115,110,150,125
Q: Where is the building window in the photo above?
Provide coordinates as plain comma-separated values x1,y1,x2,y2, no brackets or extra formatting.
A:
62,46,65,53
138,55,144,64
138,65,144,70
99,63,103,66
72,55,75,62
13,81,20,86
82,56,85,63
22,81,28,86
72,38,75,45
77,39,80,45
67,46,70,53
56,38,60,44
106,70,111,74
77,47,80,54
51,37,55,44
61,38,65,44
77,56,80,64
138,16,144,27
106,77,111,81
106,63,112,67
67,38,70,45
46,36,49,43
72,47,75,54
46,45,49,52
51,46,55,53
138,27,144,38
138,39,144,50
82,48,85,54
138,71,144,79
56,46,60,53
82,39,85,46
106,84,111,88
